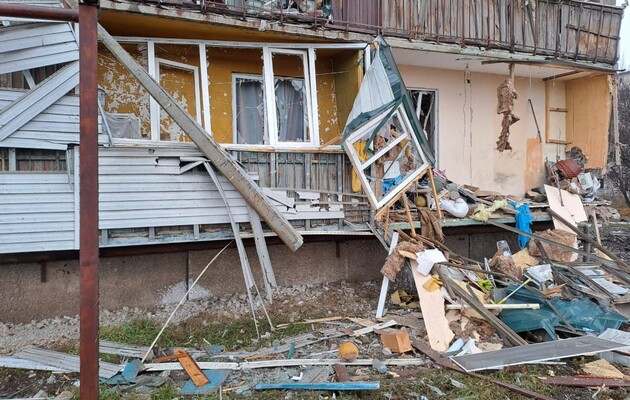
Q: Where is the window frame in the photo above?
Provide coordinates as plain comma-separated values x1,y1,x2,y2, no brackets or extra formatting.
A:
232,73,267,145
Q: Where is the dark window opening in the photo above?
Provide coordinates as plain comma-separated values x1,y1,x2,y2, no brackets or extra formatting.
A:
409,89,437,160
16,149,67,172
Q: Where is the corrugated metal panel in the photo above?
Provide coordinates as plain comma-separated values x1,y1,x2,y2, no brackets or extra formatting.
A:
0,172,75,253
0,22,78,75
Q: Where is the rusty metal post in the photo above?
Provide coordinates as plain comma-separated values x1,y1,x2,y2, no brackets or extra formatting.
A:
0,3,79,22
79,2,99,399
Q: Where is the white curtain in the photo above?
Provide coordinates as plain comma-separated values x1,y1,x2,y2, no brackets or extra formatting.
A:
275,78,306,142
235,78,265,144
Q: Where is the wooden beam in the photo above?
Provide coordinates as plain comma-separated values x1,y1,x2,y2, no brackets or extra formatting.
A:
97,24,303,251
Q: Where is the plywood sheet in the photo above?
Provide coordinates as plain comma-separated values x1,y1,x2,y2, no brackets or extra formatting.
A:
544,184,587,232
411,262,454,351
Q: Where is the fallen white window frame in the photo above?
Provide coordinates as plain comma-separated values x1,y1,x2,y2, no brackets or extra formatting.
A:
343,103,431,210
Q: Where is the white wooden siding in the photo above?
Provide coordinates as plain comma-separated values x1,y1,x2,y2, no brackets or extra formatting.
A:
0,89,108,149
0,22,78,75
0,173,76,253
98,147,251,229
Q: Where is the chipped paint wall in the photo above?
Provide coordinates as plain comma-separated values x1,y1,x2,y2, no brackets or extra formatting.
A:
398,64,547,196
98,43,151,138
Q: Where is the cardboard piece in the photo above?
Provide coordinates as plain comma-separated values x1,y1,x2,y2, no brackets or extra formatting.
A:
380,331,413,353
544,184,587,232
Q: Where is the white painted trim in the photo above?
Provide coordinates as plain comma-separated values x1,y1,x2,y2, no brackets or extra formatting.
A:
113,36,368,50
269,48,315,147
262,47,277,147
307,48,319,146
199,44,211,134
147,40,159,141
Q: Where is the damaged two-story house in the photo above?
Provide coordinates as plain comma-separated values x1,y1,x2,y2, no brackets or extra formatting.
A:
0,0,624,321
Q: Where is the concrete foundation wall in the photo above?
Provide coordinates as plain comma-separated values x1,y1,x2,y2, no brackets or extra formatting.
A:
0,232,519,323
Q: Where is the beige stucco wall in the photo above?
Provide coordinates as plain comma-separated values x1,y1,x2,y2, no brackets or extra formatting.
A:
398,64,551,196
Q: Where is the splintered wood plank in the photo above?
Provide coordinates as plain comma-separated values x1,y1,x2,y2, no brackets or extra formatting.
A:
410,263,454,351
174,350,209,387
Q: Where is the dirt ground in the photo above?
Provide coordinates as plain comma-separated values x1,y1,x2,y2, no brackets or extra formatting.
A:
1,222,630,399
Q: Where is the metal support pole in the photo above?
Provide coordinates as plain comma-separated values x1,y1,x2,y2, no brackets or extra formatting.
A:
79,3,99,399
0,3,79,22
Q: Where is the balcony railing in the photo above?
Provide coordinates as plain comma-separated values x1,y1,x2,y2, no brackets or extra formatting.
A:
124,0,624,65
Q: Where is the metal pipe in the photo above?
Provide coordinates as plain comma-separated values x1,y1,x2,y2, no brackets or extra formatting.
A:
0,3,79,22
79,3,100,399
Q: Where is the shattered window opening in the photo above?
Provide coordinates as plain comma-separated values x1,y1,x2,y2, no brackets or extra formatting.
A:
409,89,438,164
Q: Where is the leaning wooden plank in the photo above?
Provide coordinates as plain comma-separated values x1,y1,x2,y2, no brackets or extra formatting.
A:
451,337,628,372
14,348,122,379
410,263,454,351
0,61,79,142
144,358,428,372
255,382,380,391
0,357,68,372
96,24,303,252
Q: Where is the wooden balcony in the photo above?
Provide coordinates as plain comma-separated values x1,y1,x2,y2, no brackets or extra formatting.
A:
123,0,624,65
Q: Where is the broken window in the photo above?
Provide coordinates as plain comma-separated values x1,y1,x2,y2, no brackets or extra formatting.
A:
409,89,438,162
15,149,67,172
344,103,430,209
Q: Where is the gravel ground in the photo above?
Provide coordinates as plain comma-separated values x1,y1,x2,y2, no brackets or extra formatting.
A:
0,281,379,355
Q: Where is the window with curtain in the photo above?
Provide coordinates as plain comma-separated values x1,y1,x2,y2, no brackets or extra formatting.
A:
234,76,266,145
275,78,307,143
233,74,308,145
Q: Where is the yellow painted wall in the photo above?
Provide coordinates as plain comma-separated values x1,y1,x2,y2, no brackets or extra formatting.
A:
398,64,547,196
99,44,350,146
207,48,264,144
565,74,612,169
332,51,362,141
98,43,151,138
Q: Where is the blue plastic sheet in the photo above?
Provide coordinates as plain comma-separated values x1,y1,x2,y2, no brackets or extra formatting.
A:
499,284,628,336
511,202,532,249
